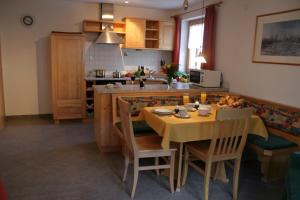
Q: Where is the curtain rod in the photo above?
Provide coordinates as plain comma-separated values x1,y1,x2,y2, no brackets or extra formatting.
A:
171,1,223,18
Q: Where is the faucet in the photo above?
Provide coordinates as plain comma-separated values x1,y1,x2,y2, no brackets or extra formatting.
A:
146,68,155,79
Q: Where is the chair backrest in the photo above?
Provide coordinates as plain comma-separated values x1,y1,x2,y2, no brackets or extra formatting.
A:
209,107,253,161
117,97,138,156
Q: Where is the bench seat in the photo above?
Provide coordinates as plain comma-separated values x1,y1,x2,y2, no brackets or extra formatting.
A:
247,133,299,182
248,134,298,150
115,120,155,136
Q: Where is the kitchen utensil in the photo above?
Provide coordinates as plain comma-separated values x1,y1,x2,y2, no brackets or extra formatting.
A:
198,107,210,116
113,70,121,78
174,113,190,119
95,69,105,78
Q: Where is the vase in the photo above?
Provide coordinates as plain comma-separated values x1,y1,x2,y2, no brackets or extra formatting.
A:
167,76,173,89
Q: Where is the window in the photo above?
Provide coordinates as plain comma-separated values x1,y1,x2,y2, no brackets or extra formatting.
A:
187,19,204,69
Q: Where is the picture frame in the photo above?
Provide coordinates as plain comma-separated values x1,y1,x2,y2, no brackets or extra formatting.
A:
252,8,300,66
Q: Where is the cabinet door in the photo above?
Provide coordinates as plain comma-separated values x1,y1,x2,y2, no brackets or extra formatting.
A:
51,33,85,120
125,18,145,48
159,21,175,50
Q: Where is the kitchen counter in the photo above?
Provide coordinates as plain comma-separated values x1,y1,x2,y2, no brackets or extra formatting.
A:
93,82,228,153
85,76,129,81
94,82,228,94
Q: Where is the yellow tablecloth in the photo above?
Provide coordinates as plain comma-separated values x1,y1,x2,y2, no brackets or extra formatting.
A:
142,106,268,149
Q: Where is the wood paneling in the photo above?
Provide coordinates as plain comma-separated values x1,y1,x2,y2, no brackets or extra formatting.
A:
94,92,120,152
159,21,175,50
51,32,86,123
125,18,146,49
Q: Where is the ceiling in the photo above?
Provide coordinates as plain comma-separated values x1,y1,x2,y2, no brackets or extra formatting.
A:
77,0,201,10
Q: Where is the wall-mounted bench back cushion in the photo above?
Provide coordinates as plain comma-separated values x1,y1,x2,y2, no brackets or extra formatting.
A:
244,99,300,137
123,94,226,116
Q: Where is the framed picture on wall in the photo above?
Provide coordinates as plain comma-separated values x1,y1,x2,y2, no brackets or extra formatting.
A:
252,8,300,65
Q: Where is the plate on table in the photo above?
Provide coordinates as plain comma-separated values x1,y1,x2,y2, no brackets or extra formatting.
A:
174,113,191,119
153,108,173,115
185,107,197,112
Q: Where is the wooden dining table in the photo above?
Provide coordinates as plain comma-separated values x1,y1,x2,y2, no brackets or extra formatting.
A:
141,105,268,191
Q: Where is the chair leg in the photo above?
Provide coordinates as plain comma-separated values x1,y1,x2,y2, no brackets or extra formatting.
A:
155,157,160,176
131,158,139,198
169,151,175,193
182,146,189,186
204,161,212,200
233,158,241,200
122,151,130,182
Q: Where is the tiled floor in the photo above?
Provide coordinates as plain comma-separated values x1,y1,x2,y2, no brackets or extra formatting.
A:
0,117,284,200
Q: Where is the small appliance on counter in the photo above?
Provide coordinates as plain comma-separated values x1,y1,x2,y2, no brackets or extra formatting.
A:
112,70,122,78
190,69,222,87
95,69,105,78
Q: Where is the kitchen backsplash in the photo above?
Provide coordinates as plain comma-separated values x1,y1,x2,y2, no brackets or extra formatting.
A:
85,42,172,75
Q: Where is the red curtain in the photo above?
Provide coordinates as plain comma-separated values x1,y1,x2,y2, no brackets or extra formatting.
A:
202,5,216,70
172,16,181,64
0,181,8,200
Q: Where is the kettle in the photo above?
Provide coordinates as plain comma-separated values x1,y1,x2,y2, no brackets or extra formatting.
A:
113,70,121,78
95,69,105,78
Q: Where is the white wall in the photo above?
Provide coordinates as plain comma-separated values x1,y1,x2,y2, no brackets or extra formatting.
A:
214,0,300,107
1,0,299,116
0,0,98,115
0,0,173,116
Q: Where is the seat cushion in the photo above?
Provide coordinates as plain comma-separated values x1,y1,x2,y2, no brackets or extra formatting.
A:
115,120,155,136
247,134,298,150
287,152,300,200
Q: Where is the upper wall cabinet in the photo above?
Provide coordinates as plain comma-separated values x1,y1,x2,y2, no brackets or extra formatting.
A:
83,18,175,51
159,21,175,51
83,20,126,34
145,20,159,48
124,18,145,49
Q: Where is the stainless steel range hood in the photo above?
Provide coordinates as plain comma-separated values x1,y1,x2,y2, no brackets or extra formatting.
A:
95,3,124,44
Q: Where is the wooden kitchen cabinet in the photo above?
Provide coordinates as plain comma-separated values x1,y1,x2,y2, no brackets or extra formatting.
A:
124,18,146,48
51,32,85,123
159,21,175,50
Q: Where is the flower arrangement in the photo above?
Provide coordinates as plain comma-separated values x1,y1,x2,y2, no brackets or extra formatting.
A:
161,63,179,86
161,63,189,85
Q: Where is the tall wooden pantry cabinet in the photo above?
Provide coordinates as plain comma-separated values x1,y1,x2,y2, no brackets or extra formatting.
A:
51,32,85,123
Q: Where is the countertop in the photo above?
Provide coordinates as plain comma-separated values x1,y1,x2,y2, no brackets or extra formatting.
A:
85,76,167,82
94,82,228,94
85,77,129,81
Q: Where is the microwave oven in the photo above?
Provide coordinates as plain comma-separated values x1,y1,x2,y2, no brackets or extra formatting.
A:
189,69,222,87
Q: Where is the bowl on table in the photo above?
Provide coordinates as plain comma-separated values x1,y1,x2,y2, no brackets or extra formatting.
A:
198,107,210,116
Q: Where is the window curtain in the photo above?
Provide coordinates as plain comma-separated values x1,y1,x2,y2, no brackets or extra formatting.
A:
0,181,8,200
172,16,181,64
202,5,216,70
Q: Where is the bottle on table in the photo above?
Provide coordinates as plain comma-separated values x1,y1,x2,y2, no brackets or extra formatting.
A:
140,66,146,81
135,66,141,78
139,77,145,88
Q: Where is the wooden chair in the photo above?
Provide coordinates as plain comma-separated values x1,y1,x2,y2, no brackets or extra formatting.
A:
183,108,253,200
117,97,176,198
